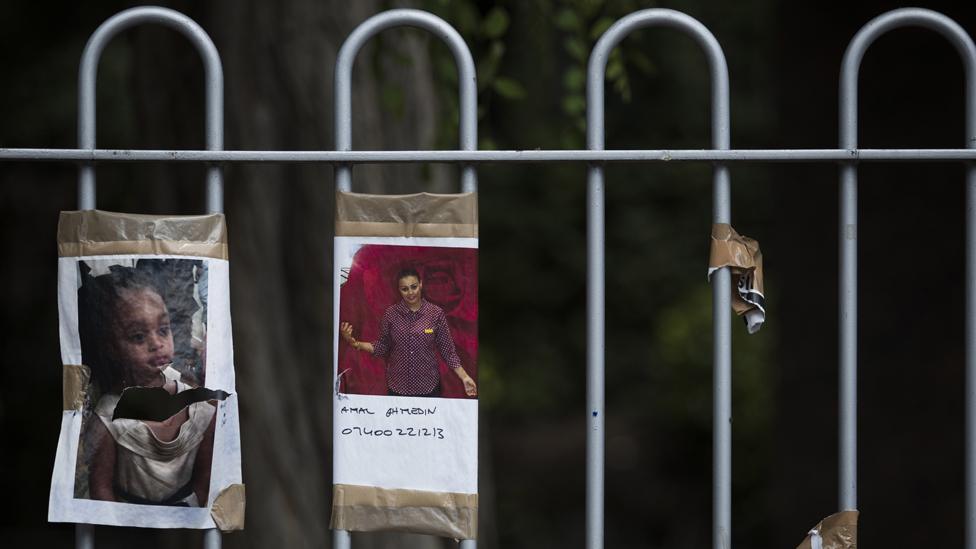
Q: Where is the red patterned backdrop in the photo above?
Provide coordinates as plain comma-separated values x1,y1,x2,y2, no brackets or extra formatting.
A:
337,244,478,399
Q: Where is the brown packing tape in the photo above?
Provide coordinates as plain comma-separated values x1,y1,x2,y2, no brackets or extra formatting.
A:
796,510,858,549
58,210,228,260
335,192,478,238
335,221,479,238
709,223,765,316
210,483,246,531
63,364,91,411
331,483,478,539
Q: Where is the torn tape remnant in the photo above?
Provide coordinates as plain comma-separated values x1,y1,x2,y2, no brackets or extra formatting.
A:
63,364,91,411
796,510,858,549
331,483,477,540
708,223,766,333
210,483,246,531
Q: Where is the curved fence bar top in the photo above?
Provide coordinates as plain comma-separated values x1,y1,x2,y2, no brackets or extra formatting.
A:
78,5,224,212
837,8,976,547
333,8,478,194
586,8,731,549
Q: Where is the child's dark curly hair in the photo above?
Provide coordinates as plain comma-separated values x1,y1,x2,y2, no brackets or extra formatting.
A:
78,265,162,394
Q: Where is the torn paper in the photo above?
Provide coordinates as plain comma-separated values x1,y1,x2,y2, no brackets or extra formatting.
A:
796,510,858,549
708,223,766,334
49,210,243,529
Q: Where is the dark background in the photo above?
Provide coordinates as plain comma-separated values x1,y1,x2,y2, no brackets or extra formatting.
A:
2,0,975,547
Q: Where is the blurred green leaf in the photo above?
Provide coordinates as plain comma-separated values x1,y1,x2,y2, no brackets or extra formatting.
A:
564,37,588,62
628,50,655,75
379,85,404,118
606,57,624,80
488,40,506,62
554,8,581,31
482,7,510,39
434,54,458,85
579,0,604,19
563,67,585,91
562,94,586,115
589,16,615,40
454,2,480,33
493,77,527,100
560,132,583,149
613,76,631,102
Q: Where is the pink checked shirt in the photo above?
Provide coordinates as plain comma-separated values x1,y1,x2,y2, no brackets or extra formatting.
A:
371,299,462,395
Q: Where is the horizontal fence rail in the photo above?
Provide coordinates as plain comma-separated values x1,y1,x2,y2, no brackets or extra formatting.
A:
4,148,976,163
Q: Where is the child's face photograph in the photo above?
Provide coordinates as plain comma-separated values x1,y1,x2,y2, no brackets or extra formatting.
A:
109,287,173,389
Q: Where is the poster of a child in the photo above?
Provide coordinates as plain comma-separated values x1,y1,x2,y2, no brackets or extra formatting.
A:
74,258,217,507
49,210,242,530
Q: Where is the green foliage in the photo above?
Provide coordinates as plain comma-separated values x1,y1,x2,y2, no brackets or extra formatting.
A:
554,0,657,148
379,84,405,119
652,285,772,435
421,1,526,151
482,6,510,39
492,77,526,100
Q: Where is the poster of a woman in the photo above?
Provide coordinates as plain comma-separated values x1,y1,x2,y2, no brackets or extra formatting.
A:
336,243,478,400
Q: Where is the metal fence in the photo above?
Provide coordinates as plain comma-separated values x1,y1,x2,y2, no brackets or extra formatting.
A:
2,5,975,549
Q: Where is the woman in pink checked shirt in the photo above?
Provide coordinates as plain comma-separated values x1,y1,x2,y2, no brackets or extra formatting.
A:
340,268,478,398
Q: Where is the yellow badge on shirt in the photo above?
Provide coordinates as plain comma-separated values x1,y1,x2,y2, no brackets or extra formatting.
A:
424,328,434,334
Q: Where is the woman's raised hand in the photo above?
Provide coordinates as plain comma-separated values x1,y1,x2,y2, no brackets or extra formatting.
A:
339,322,356,344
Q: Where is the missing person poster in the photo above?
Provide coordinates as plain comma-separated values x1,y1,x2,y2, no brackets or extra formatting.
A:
331,192,478,539
49,210,244,530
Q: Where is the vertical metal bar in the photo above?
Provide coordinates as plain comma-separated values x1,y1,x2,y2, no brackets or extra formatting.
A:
332,10,479,548
333,529,352,549
586,24,610,549
840,11,976,529
587,9,730,549
838,17,865,516
203,529,222,549
75,525,94,549
333,9,477,193
968,148,976,549
77,6,225,547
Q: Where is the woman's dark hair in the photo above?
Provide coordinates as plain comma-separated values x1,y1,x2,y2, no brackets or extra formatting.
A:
78,265,161,394
395,267,421,285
